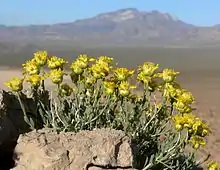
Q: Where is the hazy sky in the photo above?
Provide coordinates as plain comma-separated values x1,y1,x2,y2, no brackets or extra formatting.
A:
1,0,220,26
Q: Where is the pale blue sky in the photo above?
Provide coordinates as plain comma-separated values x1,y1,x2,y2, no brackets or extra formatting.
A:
1,0,220,26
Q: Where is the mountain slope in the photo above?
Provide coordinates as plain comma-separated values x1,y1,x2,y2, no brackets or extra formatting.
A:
1,8,220,46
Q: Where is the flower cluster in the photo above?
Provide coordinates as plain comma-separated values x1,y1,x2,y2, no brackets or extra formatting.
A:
70,54,94,75
137,62,159,92
173,113,210,149
89,56,113,79
5,51,69,91
156,67,195,114
106,67,136,97
4,77,23,92
5,51,48,90
208,161,220,170
103,67,136,97
114,68,134,81
47,56,67,69
47,56,68,86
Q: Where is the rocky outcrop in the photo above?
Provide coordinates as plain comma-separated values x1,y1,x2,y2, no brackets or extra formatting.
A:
0,90,29,170
12,128,135,170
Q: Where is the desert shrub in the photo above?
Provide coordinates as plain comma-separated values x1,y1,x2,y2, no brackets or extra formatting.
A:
4,51,219,169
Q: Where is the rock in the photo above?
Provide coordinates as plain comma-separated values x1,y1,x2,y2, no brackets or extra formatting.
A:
12,128,135,170
0,90,29,170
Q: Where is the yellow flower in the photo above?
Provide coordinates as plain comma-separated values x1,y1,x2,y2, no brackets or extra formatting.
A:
114,68,135,81
173,100,192,113
173,113,210,139
192,118,210,137
22,59,40,75
160,68,179,83
103,81,116,95
137,72,152,84
137,72,158,92
59,83,73,97
208,161,220,170
33,51,48,66
98,56,113,64
163,83,182,99
202,128,209,137
173,113,195,131
78,54,94,68
70,54,93,75
49,69,64,84
89,56,113,79
175,124,183,131
91,62,111,79
178,89,195,104
5,77,23,92
25,74,43,88
70,60,84,75
138,62,159,77
47,56,67,69
189,136,206,150
118,81,136,97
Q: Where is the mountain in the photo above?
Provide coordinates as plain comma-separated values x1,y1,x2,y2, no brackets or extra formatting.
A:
1,8,220,46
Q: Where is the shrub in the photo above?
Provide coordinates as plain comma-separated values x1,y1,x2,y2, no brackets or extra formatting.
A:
4,51,219,169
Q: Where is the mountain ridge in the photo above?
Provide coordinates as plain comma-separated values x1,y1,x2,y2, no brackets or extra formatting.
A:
1,8,220,46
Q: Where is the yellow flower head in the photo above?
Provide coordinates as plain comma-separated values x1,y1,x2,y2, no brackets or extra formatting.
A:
5,77,23,92
137,72,152,84
59,83,73,97
173,113,195,131
98,56,113,64
208,161,220,170
49,69,64,84
160,68,179,83
70,54,92,75
22,59,40,75
173,100,192,113
189,136,206,150
192,118,210,137
70,60,84,75
33,51,48,66
114,68,135,81
78,54,94,67
178,89,195,104
138,62,159,77
163,83,182,99
89,56,113,79
25,74,43,88
173,113,210,138
91,62,111,79
118,81,136,97
103,81,117,95
175,124,183,131
47,56,67,69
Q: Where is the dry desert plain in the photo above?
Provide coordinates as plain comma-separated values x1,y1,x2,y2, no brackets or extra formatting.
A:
1,47,220,164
